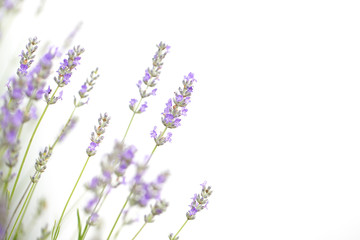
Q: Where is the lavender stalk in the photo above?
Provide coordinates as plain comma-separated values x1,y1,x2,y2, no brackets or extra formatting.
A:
169,182,212,240
5,68,99,239
122,42,170,143
107,72,196,239
9,45,84,203
52,113,110,240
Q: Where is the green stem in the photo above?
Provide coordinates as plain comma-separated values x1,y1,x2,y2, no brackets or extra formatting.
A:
7,182,35,240
9,86,59,203
52,106,77,149
131,222,147,240
106,189,134,240
53,156,91,240
172,219,189,240
2,167,12,195
16,99,33,140
13,182,37,238
80,186,106,240
107,139,161,240
5,180,32,235
122,85,149,143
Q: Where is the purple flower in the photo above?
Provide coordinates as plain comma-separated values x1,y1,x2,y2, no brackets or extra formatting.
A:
89,142,98,151
79,84,87,94
6,130,16,144
176,94,183,102
58,90,63,100
88,177,100,190
85,197,99,213
55,46,84,87
151,88,157,96
19,64,29,75
150,126,157,139
62,73,72,85
129,99,137,109
13,110,23,127
45,86,51,94
165,132,172,142
138,102,148,113
143,70,151,83
186,182,212,220
29,106,37,119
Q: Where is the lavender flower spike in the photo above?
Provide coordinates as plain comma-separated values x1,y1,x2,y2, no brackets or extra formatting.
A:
75,68,99,107
169,182,212,240
144,199,169,223
129,42,170,114
86,113,110,156
161,73,196,129
186,181,212,220
53,45,84,87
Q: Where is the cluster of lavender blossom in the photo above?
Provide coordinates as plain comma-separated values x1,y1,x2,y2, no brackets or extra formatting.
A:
0,34,212,240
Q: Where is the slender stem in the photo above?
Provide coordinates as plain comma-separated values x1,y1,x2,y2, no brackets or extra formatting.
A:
2,167,12,194
53,156,91,240
122,111,136,143
147,126,167,164
131,222,147,240
172,219,189,240
52,106,77,149
107,133,164,239
80,186,106,240
7,182,35,240
106,189,134,240
9,86,59,203
122,85,149,143
0,145,6,166
6,104,77,239
5,181,32,235
13,181,37,238
16,99,33,140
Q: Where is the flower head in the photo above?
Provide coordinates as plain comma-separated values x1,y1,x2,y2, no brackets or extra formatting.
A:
186,181,212,220
54,46,85,87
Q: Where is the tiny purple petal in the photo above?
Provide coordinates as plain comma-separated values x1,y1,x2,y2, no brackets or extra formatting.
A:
150,126,157,139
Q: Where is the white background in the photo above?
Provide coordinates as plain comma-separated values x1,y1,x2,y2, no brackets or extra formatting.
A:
1,0,360,239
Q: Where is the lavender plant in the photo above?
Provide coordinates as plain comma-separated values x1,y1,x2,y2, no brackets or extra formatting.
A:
0,33,212,240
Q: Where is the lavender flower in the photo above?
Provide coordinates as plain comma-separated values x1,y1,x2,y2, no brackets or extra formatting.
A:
86,113,110,156
130,170,170,208
150,73,196,147
144,199,169,223
31,147,52,183
186,181,212,220
75,68,99,107
129,42,170,114
25,47,57,101
161,73,196,129
53,45,84,87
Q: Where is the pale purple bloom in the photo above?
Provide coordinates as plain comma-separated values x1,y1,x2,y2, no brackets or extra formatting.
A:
138,102,148,113
142,70,151,83
6,130,16,144
58,90,63,100
29,106,37,119
150,126,157,139
151,88,157,96
165,132,172,142
13,110,23,127
79,84,87,94
129,99,137,108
